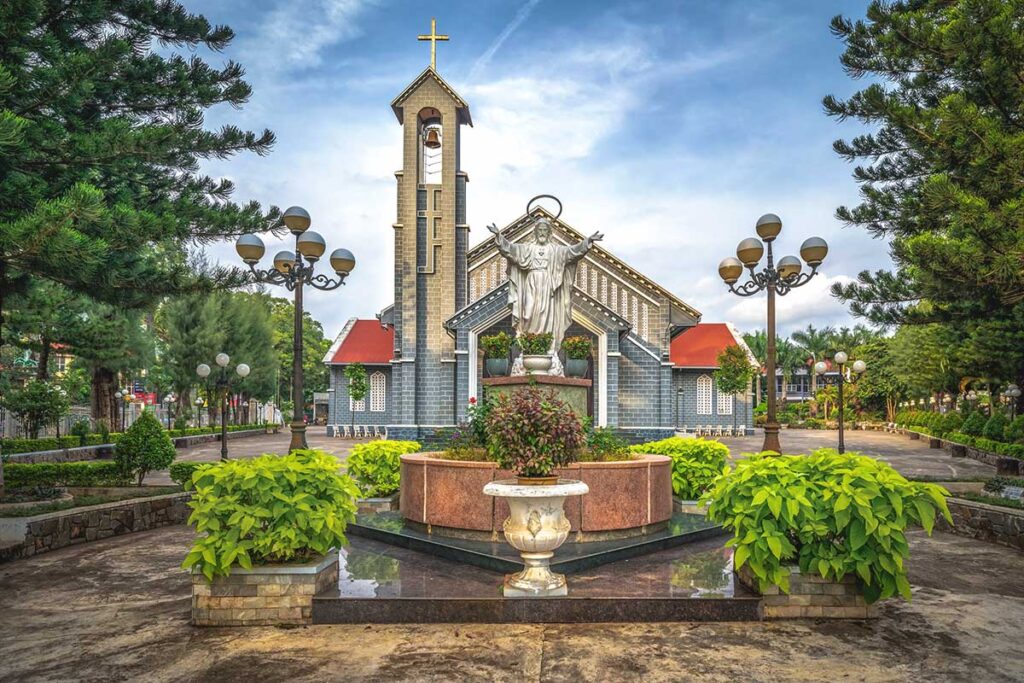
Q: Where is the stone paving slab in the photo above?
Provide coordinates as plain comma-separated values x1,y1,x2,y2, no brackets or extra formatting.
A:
0,525,1022,682
718,429,995,480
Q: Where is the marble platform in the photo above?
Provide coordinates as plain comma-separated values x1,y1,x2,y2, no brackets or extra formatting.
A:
312,535,762,623
347,510,723,574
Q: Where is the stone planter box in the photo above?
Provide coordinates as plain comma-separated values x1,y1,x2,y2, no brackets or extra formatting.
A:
940,497,1024,551
736,564,876,619
192,551,339,627
908,431,920,440
928,437,942,449
357,492,399,514
399,452,673,541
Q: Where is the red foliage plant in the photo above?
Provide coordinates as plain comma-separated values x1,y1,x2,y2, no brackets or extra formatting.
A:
484,386,585,477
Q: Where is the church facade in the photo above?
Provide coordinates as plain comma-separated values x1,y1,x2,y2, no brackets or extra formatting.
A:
323,65,755,443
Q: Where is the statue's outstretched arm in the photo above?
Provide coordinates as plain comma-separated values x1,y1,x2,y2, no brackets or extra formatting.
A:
488,222,512,255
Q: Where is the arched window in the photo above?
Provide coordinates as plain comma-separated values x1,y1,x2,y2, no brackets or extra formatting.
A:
717,382,733,415
370,372,386,412
697,375,713,415
350,394,365,413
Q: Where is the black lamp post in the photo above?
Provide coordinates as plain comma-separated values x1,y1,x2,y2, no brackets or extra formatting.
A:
163,393,176,431
236,206,355,452
197,354,250,461
815,353,866,454
718,213,828,453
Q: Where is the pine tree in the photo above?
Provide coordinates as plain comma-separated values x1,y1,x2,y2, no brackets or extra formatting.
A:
825,0,1024,326
0,0,282,344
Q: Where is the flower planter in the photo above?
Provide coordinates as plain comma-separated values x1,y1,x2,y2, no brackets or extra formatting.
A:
192,551,338,627
736,564,877,619
483,479,589,596
521,354,553,375
564,358,589,378
485,358,510,377
399,453,672,540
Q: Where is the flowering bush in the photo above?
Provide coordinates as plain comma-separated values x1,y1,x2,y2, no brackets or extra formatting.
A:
480,332,513,358
517,332,553,355
485,386,584,477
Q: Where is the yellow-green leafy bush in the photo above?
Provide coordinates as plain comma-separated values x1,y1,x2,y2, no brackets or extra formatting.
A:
704,449,951,603
631,437,729,499
345,440,421,497
182,450,360,580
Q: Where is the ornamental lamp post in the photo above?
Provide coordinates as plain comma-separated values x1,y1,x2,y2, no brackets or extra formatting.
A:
114,390,123,431
1004,384,1020,420
197,355,250,460
236,206,356,451
163,393,176,430
816,353,865,454
194,396,204,428
718,213,828,453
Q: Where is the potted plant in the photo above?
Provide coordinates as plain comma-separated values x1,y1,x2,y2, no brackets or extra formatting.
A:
183,449,360,626
480,332,512,377
561,336,592,378
516,332,554,375
481,386,588,596
704,448,951,618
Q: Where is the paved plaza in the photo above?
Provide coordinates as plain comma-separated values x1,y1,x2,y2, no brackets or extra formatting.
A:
0,524,1021,682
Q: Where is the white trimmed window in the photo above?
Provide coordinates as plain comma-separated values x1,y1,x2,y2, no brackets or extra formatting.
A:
717,384,733,415
697,375,713,415
369,372,386,412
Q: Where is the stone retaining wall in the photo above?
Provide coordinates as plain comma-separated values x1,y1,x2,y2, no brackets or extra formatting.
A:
192,551,338,626
737,565,876,619
0,492,191,562
4,428,270,464
940,497,1024,552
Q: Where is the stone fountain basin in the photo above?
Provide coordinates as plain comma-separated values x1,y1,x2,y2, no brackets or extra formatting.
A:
399,453,673,541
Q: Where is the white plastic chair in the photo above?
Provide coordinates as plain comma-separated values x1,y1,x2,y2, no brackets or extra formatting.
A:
737,424,746,436
713,425,723,437
723,425,733,437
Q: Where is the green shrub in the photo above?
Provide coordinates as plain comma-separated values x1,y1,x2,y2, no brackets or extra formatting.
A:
4,461,130,489
480,332,512,358
345,440,421,497
631,437,729,499
115,410,176,485
802,418,825,430
941,412,964,435
70,420,91,447
169,461,210,491
982,413,1008,442
98,421,110,443
946,431,974,447
704,449,951,603
517,332,553,355
561,335,593,360
962,411,987,437
485,386,584,477
1006,415,1024,444
584,424,629,460
182,450,360,580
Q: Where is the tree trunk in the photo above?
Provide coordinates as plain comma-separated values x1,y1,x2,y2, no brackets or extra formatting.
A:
36,334,51,381
90,366,116,430
809,367,819,417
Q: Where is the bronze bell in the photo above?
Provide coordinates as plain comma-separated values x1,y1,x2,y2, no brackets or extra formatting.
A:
423,128,441,148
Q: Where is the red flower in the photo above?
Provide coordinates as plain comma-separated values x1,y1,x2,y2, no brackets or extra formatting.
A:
468,396,477,405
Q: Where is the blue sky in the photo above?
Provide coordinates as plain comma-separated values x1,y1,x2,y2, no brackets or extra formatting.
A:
189,0,881,340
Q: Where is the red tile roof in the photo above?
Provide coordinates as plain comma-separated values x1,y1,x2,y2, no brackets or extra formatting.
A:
329,319,394,365
670,323,748,368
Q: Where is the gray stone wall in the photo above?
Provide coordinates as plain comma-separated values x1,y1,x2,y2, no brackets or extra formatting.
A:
327,365,392,430
0,492,191,562
618,335,663,428
673,369,753,433
940,497,1024,552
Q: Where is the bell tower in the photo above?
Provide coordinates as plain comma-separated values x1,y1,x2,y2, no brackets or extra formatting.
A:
389,20,472,434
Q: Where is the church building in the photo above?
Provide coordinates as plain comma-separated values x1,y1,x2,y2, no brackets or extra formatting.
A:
323,46,755,443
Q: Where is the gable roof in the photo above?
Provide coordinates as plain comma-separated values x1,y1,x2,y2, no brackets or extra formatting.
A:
324,318,394,365
391,67,472,126
670,323,757,369
468,207,701,321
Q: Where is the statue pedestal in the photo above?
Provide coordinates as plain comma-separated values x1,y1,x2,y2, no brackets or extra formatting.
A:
482,375,592,419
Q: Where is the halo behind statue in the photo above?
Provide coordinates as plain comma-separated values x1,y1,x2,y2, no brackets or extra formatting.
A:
526,194,562,220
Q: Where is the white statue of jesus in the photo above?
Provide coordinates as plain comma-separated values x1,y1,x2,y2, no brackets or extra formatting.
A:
487,217,603,375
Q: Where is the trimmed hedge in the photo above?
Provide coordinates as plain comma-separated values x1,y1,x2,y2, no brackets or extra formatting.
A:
3,461,131,489
1,424,274,456
169,461,210,491
346,440,422,497
943,432,1024,460
631,436,729,499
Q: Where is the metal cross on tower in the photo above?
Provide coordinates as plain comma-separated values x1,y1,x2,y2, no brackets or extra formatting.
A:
417,17,449,70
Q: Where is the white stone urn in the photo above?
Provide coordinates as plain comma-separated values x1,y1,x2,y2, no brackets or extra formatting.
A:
521,354,554,375
483,478,589,597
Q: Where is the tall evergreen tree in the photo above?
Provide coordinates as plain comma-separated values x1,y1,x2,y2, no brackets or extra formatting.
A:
825,0,1024,326
0,0,281,344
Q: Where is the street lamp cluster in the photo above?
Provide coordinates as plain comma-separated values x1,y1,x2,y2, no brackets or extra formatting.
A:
236,206,355,451
1005,384,1021,419
815,351,866,454
719,213,828,453
197,353,250,460
113,387,134,431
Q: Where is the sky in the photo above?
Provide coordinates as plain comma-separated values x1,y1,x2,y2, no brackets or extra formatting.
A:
187,0,882,341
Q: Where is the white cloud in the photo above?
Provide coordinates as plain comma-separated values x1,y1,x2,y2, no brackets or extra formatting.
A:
470,0,543,81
